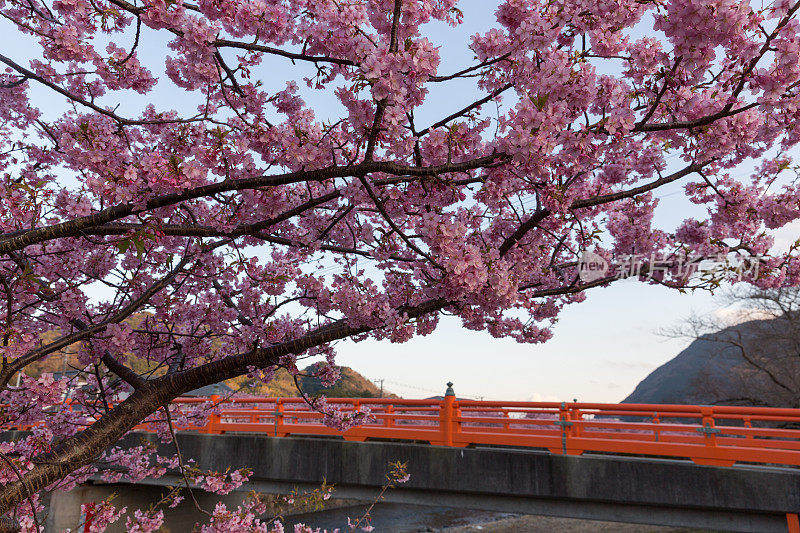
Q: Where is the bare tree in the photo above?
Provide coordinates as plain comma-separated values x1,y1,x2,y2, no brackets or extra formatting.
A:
665,287,800,408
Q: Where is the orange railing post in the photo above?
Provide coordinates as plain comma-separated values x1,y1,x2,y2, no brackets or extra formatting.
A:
570,403,583,438
384,404,394,428
555,402,572,455
454,399,463,442
440,382,456,446
698,407,719,448
273,399,284,437
203,394,222,435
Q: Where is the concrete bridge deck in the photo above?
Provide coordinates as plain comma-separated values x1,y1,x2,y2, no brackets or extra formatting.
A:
71,432,800,533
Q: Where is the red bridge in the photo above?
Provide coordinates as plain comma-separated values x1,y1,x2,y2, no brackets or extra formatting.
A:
36,387,800,532
125,389,800,533
151,393,800,469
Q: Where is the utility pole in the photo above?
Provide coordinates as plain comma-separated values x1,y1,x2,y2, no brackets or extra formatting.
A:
374,379,384,398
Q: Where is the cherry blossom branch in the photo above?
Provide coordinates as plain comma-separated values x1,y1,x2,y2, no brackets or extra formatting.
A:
162,406,212,517
415,83,513,136
70,173,484,245
349,461,409,531
213,51,244,97
632,103,759,132
429,53,513,83
364,0,403,161
0,255,192,388
213,39,357,67
64,225,418,261
0,53,202,127
635,56,682,128
358,176,442,267
0,295,432,515
117,16,142,67
499,162,705,256
521,274,619,296
107,0,358,70
0,154,505,254
0,451,39,533
211,280,253,327
571,161,706,209
728,2,800,103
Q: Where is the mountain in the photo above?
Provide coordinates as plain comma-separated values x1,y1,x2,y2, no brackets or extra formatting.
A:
227,363,391,398
623,317,800,407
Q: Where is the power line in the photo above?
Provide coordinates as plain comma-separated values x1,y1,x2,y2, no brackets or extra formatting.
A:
369,377,485,400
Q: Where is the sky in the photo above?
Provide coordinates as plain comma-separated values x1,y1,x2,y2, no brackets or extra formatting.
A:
330,1,800,402
2,0,799,403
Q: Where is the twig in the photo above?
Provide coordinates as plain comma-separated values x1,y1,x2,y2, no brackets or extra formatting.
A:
162,406,212,517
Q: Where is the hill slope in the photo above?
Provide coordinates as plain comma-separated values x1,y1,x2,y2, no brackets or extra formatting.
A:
19,312,388,399
623,318,800,407
228,364,389,398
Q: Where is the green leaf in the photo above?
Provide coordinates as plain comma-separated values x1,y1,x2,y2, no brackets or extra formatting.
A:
133,237,146,258
168,154,182,175
529,92,550,111
116,240,131,254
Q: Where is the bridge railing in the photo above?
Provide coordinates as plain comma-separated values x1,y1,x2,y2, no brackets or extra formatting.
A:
127,392,800,468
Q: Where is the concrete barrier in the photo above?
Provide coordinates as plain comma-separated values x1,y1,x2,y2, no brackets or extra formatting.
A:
69,432,800,532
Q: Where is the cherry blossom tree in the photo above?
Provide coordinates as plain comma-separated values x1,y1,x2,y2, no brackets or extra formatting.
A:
1,0,800,529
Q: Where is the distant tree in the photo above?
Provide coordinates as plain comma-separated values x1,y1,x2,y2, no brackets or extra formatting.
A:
2,0,800,529
667,287,800,407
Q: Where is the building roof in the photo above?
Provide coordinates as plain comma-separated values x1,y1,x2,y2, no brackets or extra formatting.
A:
184,382,234,397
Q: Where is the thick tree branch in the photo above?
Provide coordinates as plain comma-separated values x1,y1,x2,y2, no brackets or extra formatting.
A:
499,209,550,257
571,161,705,209
364,0,403,161
101,351,147,390
632,104,759,133
0,154,505,255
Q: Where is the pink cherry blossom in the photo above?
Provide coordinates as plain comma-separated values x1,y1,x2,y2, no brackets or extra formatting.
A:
0,0,800,529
